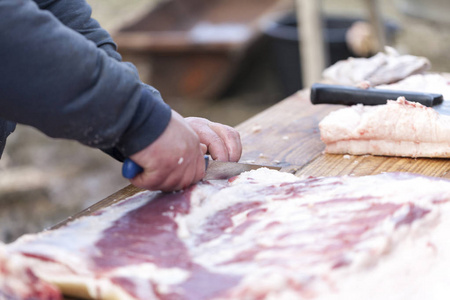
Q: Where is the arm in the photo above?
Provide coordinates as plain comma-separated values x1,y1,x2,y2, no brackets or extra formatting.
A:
33,0,165,161
0,0,210,192
0,0,240,192
35,0,122,61
0,0,169,157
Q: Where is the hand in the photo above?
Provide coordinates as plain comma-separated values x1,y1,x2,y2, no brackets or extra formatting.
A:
185,117,242,162
129,111,205,192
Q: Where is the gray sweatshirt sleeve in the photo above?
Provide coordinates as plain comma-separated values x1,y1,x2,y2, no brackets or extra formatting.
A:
0,0,172,158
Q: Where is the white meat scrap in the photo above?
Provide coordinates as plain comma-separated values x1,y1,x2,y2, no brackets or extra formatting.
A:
322,52,387,85
319,97,450,157
0,242,61,299
377,73,450,100
322,50,430,86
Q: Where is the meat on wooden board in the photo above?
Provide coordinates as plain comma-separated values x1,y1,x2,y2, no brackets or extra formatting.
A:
3,169,450,299
320,97,450,157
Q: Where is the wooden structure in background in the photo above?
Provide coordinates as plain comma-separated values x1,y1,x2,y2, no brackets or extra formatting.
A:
113,0,289,100
295,0,386,87
296,0,326,88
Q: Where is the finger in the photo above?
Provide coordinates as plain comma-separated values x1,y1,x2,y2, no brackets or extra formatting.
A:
197,127,229,161
209,122,242,162
206,137,228,161
194,147,207,181
185,117,229,161
200,143,208,154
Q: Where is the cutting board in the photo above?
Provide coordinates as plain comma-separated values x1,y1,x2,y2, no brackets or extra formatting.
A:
54,86,450,229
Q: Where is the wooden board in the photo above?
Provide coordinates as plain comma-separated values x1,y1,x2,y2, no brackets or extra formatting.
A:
236,89,336,173
51,184,144,230
57,87,450,222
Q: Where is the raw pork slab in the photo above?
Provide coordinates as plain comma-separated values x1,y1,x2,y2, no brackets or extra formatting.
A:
5,170,450,299
319,97,450,157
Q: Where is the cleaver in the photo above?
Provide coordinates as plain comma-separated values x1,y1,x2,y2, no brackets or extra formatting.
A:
310,83,450,115
122,155,281,180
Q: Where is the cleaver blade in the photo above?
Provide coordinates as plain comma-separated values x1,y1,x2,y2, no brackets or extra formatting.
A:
204,159,281,180
310,83,450,115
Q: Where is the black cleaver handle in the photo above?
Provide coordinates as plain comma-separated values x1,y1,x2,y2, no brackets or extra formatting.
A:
310,83,444,107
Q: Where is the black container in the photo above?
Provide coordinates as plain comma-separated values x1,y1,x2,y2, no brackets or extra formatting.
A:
264,13,399,97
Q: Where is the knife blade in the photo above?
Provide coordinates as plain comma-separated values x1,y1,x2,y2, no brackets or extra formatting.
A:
310,83,450,115
122,155,281,180
203,159,281,180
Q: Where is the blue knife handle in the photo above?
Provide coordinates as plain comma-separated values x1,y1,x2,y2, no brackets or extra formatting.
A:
122,155,210,179
122,158,144,179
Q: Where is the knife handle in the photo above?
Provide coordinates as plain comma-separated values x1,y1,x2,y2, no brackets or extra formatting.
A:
122,158,144,179
122,156,210,179
310,83,443,107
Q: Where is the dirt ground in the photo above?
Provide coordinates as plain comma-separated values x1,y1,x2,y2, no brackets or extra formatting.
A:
1,0,450,243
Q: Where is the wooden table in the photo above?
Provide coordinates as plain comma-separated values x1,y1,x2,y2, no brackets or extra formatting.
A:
54,88,450,228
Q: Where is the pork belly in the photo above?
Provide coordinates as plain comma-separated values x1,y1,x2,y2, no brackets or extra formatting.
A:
0,242,61,299
4,170,450,299
319,97,450,157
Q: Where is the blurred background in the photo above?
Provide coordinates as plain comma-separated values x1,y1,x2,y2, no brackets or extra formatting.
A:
1,0,450,243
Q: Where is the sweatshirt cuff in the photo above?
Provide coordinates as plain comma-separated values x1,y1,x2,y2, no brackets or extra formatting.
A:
115,88,172,157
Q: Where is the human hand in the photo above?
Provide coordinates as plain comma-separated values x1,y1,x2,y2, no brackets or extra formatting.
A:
128,111,205,192
185,117,242,162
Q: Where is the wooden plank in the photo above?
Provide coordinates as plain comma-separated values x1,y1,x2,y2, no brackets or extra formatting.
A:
56,84,450,222
296,154,450,178
235,89,337,173
51,184,145,230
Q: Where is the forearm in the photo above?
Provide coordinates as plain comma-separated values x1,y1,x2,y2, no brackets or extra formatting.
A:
0,0,171,157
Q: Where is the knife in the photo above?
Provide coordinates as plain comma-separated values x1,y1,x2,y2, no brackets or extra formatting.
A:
310,83,450,115
122,155,281,180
